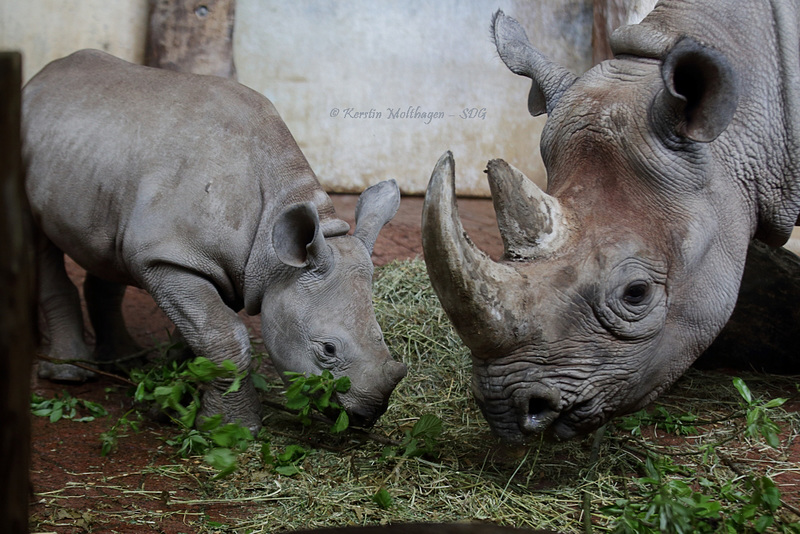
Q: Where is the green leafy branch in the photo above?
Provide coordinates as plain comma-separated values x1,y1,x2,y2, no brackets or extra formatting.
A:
194,414,255,479
126,354,262,477
603,378,797,534
372,414,443,510
617,405,699,437
129,355,246,429
382,413,443,459
31,391,108,423
733,377,787,448
283,370,351,434
261,442,309,476
605,456,791,534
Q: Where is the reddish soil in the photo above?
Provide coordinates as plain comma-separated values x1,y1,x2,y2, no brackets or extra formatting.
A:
28,195,504,533
27,195,800,532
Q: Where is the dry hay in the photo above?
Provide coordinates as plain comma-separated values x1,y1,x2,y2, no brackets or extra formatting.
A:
218,259,800,532
30,259,800,533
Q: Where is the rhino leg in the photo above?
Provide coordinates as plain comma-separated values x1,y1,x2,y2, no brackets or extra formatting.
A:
83,274,144,372
37,239,96,382
143,267,261,434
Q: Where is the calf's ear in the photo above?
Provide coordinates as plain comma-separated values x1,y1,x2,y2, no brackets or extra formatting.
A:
660,37,739,143
273,202,333,271
353,179,401,255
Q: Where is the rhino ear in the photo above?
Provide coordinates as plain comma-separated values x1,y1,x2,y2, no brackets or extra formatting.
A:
491,9,577,116
660,37,739,143
353,179,401,255
273,202,333,271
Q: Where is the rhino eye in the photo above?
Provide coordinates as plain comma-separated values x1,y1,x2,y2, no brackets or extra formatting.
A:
623,281,650,306
323,342,337,357
597,259,667,339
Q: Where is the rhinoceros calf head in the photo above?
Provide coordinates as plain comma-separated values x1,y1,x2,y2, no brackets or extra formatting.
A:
423,11,752,442
260,180,408,427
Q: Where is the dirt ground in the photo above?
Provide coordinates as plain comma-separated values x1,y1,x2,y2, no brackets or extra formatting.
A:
28,195,504,533
27,195,800,532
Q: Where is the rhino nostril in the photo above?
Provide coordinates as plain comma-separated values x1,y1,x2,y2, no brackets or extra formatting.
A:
515,384,561,434
520,398,559,433
528,397,555,418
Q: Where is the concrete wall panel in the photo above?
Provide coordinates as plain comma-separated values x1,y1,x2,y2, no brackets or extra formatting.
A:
1,0,599,195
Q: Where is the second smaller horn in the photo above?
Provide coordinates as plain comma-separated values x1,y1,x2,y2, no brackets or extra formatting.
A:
486,159,569,260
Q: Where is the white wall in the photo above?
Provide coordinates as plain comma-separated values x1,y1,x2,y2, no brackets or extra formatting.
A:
1,0,598,195
234,1,594,195
0,0,147,77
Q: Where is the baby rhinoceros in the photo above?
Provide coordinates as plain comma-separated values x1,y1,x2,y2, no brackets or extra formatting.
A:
23,49,407,434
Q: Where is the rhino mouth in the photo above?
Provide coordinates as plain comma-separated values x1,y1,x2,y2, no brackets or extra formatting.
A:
478,400,604,442
333,393,391,428
475,404,556,442
345,401,390,428
549,400,607,440
474,382,613,443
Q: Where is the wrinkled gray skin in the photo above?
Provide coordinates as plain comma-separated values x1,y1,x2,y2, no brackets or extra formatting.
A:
423,2,800,442
23,49,407,434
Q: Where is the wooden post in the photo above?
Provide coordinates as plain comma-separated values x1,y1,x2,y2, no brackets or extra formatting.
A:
592,0,616,64
145,0,237,78
0,51,35,534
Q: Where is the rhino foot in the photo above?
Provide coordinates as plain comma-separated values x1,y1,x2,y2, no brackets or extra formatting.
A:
199,376,262,435
37,359,96,382
37,340,97,382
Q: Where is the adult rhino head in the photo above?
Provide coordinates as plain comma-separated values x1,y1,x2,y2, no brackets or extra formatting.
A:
423,7,800,442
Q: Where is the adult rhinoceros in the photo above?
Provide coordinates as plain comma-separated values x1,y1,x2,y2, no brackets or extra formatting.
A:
422,2,800,442
23,49,407,434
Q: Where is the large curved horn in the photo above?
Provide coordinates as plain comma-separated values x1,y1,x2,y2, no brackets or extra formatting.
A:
487,159,568,260
422,152,528,357
491,10,578,116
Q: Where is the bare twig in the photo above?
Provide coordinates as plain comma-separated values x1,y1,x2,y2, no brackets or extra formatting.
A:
583,424,607,534
261,398,402,447
35,353,137,386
